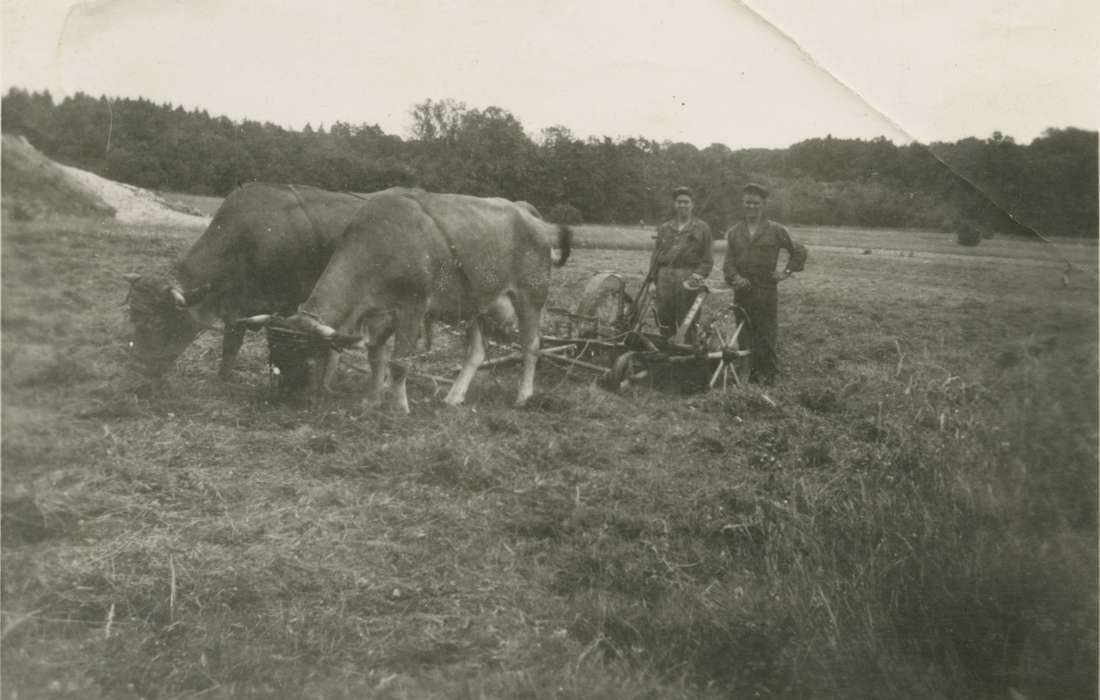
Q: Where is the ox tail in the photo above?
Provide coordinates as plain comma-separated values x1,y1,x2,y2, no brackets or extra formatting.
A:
554,224,573,267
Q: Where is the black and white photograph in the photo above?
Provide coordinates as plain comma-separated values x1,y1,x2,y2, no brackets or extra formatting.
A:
2,1,1097,697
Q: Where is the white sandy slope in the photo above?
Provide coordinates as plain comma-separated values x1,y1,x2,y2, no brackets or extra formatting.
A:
58,164,211,227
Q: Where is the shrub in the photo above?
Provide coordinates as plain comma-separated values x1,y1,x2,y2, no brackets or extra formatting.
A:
956,221,982,246
547,203,583,225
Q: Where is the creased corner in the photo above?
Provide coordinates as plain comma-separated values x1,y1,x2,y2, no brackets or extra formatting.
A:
737,0,1087,269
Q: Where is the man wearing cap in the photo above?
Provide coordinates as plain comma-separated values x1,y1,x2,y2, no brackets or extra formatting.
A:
722,183,807,383
648,186,714,338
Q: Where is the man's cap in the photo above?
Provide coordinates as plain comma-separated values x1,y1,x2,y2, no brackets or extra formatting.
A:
672,186,693,199
742,183,769,199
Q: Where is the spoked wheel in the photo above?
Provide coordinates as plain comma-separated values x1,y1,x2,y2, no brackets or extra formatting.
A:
604,351,648,392
575,272,631,337
702,305,753,391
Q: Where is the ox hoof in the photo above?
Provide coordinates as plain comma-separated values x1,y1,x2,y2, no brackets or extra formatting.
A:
442,395,466,408
359,397,383,413
363,390,383,404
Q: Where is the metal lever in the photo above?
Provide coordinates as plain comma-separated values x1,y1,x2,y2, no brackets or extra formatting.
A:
673,286,709,345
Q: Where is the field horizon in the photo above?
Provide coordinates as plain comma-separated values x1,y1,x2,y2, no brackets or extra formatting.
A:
151,186,1100,273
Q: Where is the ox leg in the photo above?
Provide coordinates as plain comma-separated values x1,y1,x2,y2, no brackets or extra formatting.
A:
389,361,410,414
443,319,486,407
513,297,542,406
218,326,246,379
422,317,433,351
321,348,341,392
366,340,391,405
360,315,395,408
388,310,424,414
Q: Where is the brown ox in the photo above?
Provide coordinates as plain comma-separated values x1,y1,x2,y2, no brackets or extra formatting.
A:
244,189,571,411
123,183,392,380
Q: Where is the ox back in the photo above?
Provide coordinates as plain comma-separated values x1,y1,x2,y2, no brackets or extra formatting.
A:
177,183,381,324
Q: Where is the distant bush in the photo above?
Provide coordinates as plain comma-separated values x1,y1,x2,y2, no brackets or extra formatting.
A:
956,221,982,246
547,203,583,225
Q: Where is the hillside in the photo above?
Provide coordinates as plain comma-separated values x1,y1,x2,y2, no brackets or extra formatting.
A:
1,134,209,227
1,134,115,220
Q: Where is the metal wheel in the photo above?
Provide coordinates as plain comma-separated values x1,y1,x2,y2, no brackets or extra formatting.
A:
605,351,648,392
702,305,753,391
575,272,630,337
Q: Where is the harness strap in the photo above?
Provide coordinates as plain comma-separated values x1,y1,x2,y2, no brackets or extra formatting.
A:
287,184,322,245
401,195,473,323
295,307,328,326
407,196,466,277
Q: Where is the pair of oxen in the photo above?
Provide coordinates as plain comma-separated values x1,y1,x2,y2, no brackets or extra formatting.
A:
125,183,572,411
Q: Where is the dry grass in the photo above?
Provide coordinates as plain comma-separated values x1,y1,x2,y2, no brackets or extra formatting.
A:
153,192,224,218
2,215,1096,699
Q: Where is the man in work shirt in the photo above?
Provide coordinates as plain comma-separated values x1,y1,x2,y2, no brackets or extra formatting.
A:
722,183,807,383
648,186,714,337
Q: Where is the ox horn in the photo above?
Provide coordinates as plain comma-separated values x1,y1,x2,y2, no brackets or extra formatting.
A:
236,314,274,330
295,313,337,338
123,273,142,284
168,286,188,307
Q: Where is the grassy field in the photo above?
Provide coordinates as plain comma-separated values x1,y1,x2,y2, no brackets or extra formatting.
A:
2,213,1097,699
573,223,1097,268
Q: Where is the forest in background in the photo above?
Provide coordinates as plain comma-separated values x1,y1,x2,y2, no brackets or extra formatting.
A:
3,89,1096,237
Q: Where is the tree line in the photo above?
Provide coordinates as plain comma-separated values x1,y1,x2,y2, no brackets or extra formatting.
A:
3,89,1096,237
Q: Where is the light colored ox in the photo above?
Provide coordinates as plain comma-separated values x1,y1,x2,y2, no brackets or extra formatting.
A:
243,189,572,411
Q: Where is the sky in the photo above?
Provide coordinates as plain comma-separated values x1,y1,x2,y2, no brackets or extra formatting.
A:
2,0,1097,149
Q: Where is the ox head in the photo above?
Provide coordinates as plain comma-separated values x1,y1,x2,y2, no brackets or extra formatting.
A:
238,312,363,400
123,273,208,377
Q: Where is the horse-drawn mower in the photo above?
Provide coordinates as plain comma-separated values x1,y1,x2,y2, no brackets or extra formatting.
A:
522,271,760,393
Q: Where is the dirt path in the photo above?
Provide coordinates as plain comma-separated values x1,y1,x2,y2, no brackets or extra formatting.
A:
58,164,210,227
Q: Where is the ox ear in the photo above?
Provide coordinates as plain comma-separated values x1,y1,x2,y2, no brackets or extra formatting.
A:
329,333,366,351
123,273,142,285
236,314,274,330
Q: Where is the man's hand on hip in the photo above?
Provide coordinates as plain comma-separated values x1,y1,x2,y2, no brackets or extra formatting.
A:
729,274,752,291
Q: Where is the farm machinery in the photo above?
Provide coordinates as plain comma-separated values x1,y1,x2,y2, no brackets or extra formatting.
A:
520,271,762,393
263,271,767,398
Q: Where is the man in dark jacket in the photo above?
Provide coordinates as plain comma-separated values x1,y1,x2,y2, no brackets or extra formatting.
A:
722,183,807,382
649,186,714,337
